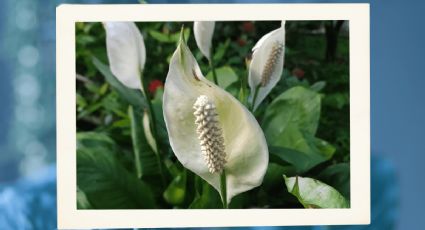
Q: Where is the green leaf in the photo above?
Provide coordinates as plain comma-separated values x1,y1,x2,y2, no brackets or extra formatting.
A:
262,163,294,190
324,92,349,109
269,146,321,173
92,57,147,109
77,186,93,209
171,28,191,43
310,81,326,92
206,66,239,90
226,81,242,99
269,138,335,173
263,86,320,136
76,34,96,45
150,88,168,144
111,118,130,128
100,93,128,118
213,38,231,64
311,137,336,159
149,28,190,44
127,108,160,177
317,163,350,198
76,101,103,119
284,175,349,208
262,86,335,172
129,106,144,178
77,144,156,209
77,132,116,150
189,176,221,209
76,93,87,110
163,170,187,206
149,30,172,43
99,83,109,95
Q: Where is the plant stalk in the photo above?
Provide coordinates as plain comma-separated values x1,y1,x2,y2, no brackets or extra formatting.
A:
209,57,219,86
128,106,142,179
239,69,248,106
220,170,228,209
250,85,261,112
208,46,218,86
139,75,166,187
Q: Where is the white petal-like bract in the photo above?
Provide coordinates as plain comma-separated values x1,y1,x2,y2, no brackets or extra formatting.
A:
104,22,146,89
248,21,286,111
163,35,268,204
194,21,215,61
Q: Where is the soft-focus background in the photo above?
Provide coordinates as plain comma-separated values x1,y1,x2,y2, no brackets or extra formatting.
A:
0,0,423,229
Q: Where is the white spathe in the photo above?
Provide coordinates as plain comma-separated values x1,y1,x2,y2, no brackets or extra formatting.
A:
248,21,286,111
163,35,269,204
194,21,215,61
104,22,146,89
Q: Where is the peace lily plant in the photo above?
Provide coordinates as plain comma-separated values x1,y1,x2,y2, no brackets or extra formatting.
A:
163,31,269,207
78,21,350,210
194,21,215,61
103,22,146,90
103,21,164,182
248,21,286,111
194,21,220,85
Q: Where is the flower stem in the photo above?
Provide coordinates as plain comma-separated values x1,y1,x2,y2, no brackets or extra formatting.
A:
209,59,219,86
139,75,166,188
250,85,261,111
220,170,228,209
239,70,248,106
128,106,142,178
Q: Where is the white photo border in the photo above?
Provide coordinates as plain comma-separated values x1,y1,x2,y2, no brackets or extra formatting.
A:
56,3,370,229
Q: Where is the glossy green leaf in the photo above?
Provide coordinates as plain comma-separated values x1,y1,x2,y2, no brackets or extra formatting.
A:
318,163,350,198
310,81,326,92
312,137,336,159
213,38,230,63
129,106,144,178
269,146,319,173
284,175,349,208
263,86,320,136
92,57,147,109
269,139,336,174
77,132,116,150
206,66,239,90
163,170,187,206
77,186,93,209
324,92,349,109
150,88,168,144
262,86,335,171
77,144,156,209
149,28,190,44
127,108,160,177
189,177,221,209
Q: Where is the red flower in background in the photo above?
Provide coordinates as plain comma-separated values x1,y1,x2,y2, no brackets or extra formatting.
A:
242,21,255,33
237,37,247,47
148,79,164,95
292,68,305,79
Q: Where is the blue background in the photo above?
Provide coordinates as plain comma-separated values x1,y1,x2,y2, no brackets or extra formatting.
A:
0,0,423,229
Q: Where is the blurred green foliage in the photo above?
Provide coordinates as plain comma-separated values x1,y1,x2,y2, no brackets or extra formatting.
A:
76,21,350,209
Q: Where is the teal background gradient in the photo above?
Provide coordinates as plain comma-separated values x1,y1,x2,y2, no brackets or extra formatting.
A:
0,0,424,229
